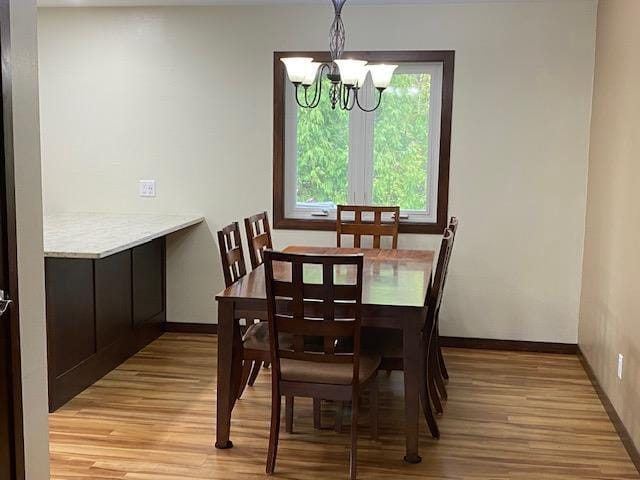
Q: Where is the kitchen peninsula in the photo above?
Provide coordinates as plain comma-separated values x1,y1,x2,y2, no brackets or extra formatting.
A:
44,213,204,411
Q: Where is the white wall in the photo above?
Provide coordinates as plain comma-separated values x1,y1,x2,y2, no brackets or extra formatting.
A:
38,1,596,343
10,0,50,478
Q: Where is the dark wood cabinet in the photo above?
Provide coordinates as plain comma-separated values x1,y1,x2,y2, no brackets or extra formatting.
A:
95,250,133,350
46,238,166,411
45,258,95,378
133,239,164,327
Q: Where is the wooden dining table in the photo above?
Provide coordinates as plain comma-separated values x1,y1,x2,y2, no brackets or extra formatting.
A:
214,245,434,463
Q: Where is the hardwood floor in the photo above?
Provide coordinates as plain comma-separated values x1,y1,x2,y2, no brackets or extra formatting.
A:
49,333,640,480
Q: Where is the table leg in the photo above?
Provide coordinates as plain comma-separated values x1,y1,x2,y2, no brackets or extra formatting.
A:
403,325,422,464
216,300,235,449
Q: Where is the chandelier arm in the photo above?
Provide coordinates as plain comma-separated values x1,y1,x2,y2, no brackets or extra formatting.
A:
309,63,332,108
298,63,331,108
354,88,384,113
340,84,353,110
304,84,316,108
347,86,360,111
294,84,312,109
340,84,348,110
346,88,357,111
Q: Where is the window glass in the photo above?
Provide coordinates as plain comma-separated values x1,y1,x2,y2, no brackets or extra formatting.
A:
373,72,431,212
295,77,349,209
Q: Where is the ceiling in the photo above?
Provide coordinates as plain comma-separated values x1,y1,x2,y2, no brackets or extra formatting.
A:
38,0,548,7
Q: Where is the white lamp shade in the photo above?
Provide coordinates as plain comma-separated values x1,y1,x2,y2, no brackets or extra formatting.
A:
335,59,368,86
369,64,399,89
355,66,370,89
301,62,321,86
281,57,314,84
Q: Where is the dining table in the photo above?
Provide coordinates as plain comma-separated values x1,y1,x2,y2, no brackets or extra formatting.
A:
214,245,434,463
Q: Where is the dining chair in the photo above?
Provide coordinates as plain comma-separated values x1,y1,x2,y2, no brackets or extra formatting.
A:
360,228,455,439
425,227,456,417
336,205,400,249
217,222,247,288
244,211,273,269
332,205,400,432
217,222,276,400
243,211,274,382
435,216,458,390
263,250,380,480
332,205,399,429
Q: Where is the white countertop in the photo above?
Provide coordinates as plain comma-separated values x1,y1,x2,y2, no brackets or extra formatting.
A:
44,213,205,259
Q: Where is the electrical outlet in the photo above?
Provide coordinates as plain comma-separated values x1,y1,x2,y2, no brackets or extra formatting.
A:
139,180,156,197
617,353,624,380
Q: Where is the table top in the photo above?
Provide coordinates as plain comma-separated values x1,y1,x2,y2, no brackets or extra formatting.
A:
216,246,434,308
44,213,205,259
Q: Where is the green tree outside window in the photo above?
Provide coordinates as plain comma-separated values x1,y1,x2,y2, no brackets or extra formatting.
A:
295,72,431,211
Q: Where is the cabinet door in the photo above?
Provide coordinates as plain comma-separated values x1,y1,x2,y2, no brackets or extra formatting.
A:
133,238,165,327
95,250,133,350
45,258,95,378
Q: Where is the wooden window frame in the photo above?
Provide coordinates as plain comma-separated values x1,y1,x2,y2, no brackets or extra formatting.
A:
273,50,455,234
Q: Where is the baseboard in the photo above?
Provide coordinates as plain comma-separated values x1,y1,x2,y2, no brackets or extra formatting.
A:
440,336,578,354
164,322,217,334
577,347,640,474
165,327,577,354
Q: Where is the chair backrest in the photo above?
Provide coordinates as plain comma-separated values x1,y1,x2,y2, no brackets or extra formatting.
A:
263,250,364,385
217,222,247,288
244,211,273,269
428,228,455,317
449,216,458,236
336,205,400,249
444,217,459,286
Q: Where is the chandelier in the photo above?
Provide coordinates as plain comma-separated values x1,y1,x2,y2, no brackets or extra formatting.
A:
281,0,397,112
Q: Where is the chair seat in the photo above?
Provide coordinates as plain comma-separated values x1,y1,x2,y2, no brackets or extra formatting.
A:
281,353,381,386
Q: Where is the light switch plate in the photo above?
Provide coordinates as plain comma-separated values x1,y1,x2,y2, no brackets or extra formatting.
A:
139,180,156,197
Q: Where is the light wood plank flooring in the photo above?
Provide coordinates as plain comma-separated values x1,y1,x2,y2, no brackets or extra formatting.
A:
49,333,640,479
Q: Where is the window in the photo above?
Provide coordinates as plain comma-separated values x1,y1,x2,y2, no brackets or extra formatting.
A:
274,51,454,234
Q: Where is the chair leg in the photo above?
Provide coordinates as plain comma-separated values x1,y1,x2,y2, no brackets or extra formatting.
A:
433,333,448,401
247,360,261,387
313,398,322,430
285,396,294,433
370,379,379,441
434,362,448,401
430,366,444,415
237,360,253,399
266,393,281,474
335,401,345,433
434,324,449,383
438,344,449,382
428,335,444,415
349,395,359,480
420,351,440,439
